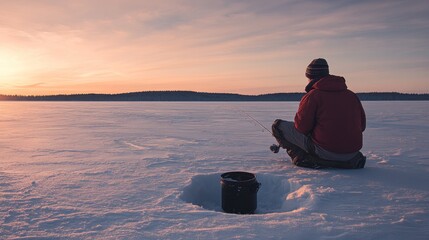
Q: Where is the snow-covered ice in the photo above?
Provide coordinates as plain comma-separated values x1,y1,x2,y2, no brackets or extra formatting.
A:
0,101,428,239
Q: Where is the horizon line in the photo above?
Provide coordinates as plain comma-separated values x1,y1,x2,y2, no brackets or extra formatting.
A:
1,90,429,98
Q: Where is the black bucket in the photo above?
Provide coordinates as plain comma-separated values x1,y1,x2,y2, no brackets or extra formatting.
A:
220,171,261,214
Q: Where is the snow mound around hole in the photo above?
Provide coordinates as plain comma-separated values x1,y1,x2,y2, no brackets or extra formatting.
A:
180,173,315,214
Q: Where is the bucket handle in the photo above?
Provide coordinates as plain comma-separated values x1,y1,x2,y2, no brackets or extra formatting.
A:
256,182,261,192
235,182,261,192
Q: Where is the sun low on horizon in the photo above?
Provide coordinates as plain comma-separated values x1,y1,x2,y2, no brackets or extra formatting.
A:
1,0,428,96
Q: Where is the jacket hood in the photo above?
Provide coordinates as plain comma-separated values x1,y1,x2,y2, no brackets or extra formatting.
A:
312,75,347,92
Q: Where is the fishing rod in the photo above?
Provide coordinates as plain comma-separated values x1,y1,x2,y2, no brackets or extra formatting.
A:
232,107,281,153
239,109,273,135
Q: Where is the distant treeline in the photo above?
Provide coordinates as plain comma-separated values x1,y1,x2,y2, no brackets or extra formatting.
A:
0,91,428,101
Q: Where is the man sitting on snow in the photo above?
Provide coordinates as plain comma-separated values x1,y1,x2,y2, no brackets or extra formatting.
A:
272,58,366,169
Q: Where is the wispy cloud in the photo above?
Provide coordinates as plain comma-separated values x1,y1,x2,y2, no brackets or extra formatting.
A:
14,82,45,89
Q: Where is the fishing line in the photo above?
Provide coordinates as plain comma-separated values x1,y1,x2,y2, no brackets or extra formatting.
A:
241,109,273,135
228,106,273,135
227,105,280,153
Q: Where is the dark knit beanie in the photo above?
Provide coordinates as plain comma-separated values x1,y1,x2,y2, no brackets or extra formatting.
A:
305,58,329,79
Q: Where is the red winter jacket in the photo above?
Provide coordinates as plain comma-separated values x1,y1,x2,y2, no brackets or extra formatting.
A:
294,75,366,153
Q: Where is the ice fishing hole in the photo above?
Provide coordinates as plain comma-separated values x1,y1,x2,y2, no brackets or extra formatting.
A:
180,173,305,214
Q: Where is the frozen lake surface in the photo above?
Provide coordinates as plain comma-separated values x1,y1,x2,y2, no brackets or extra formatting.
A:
1,101,428,239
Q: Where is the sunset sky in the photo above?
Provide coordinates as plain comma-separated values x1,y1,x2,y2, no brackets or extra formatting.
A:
1,0,428,95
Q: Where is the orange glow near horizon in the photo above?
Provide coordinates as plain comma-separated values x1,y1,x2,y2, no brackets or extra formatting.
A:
0,49,26,81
